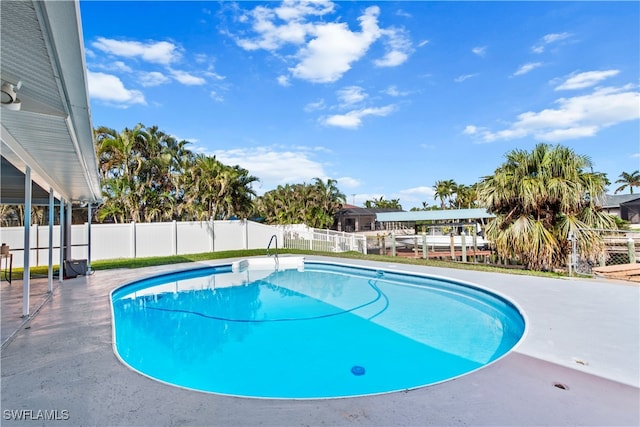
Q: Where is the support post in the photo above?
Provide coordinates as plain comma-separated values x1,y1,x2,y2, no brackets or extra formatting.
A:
422,232,427,259
87,203,92,273
65,200,72,261
472,227,478,264
48,188,54,292
461,232,467,263
628,238,636,264
450,232,455,260
23,167,32,317
172,220,177,255
59,197,64,282
130,221,136,258
391,232,396,257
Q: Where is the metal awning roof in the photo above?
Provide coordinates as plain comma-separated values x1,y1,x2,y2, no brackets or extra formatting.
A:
376,208,495,222
1,0,101,204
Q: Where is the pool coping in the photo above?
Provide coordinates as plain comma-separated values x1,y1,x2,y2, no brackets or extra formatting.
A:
1,255,639,426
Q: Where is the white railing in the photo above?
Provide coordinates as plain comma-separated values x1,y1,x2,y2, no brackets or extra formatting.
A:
278,224,367,254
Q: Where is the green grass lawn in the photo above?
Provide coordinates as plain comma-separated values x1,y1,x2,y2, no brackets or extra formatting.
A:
3,248,567,281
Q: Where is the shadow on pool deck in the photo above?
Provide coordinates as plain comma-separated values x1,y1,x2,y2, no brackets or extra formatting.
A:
1,257,639,426
1,275,56,346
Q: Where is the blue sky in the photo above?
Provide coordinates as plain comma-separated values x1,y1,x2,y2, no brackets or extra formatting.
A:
80,1,639,209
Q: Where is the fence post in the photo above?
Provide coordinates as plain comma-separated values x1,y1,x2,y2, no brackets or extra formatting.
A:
472,227,478,263
422,232,427,259
461,232,467,263
131,221,136,259
172,220,178,255
243,219,248,250
391,232,396,257
450,233,455,260
209,217,215,252
628,238,636,264
568,231,575,277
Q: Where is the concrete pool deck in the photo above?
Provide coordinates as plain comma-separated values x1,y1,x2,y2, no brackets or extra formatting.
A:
1,255,639,426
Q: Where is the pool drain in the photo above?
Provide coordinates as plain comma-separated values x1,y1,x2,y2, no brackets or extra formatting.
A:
351,365,366,376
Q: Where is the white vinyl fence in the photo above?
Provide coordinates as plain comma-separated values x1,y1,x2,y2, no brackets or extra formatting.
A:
0,220,367,269
0,220,282,269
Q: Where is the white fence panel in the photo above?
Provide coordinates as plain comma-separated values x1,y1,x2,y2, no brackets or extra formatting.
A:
213,220,247,251
135,222,174,258
91,223,132,261
177,221,211,254
247,221,281,251
70,224,88,260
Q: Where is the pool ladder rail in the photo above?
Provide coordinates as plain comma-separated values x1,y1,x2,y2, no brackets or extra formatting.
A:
267,234,279,270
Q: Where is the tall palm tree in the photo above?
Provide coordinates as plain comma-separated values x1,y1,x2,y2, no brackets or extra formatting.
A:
614,170,640,194
478,143,616,271
434,179,456,209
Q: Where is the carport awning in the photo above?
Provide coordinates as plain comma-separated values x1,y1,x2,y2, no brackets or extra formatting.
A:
1,0,101,204
376,208,495,222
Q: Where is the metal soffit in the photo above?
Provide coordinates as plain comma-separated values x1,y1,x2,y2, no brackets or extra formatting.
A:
1,0,101,204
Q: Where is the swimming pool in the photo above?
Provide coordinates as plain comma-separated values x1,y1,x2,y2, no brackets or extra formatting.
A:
110,257,526,399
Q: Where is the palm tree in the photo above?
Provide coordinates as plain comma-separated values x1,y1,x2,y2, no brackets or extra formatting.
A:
477,143,616,271
434,179,456,209
614,170,640,194
255,179,346,228
452,183,478,209
363,196,402,210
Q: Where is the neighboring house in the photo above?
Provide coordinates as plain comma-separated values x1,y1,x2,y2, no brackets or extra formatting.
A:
600,194,640,224
333,205,403,232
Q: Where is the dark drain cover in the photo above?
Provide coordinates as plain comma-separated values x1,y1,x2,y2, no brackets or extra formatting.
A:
351,365,366,376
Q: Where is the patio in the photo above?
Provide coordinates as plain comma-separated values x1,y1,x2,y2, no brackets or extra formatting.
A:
1,256,638,426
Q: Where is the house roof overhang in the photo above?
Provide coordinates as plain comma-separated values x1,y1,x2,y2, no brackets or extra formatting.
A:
376,208,495,222
1,0,102,205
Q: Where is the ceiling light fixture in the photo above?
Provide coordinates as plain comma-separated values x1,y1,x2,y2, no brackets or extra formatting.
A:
1,81,22,110
1,83,17,104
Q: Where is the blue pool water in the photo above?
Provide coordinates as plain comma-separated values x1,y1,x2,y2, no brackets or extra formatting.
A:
111,261,526,399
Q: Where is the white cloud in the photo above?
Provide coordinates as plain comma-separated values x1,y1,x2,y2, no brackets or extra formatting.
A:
383,85,409,97
275,0,335,21
555,69,620,90
139,71,170,87
399,186,435,197
374,27,412,67
87,70,146,106
322,105,396,129
337,86,367,106
290,7,382,83
454,74,478,83
304,99,326,112
472,46,486,57
463,125,478,135
532,32,572,53
91,37,180,65
210,91,224,102
233,3,411,83
277,75,291,86
512,62,542,76
417,40,429,48
336,176,361,188
466,85,640,142
212,146,328,192
542,32,572,44
170,69,206,85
